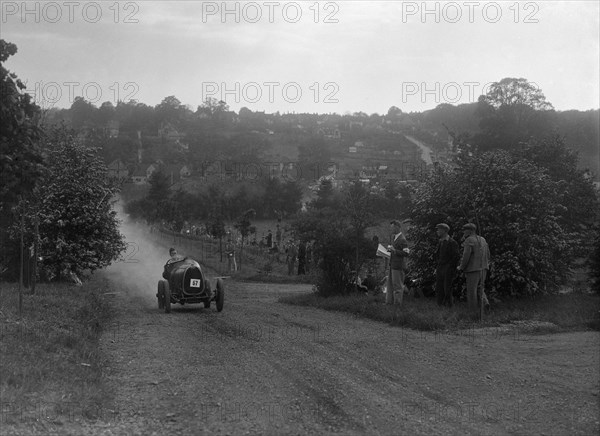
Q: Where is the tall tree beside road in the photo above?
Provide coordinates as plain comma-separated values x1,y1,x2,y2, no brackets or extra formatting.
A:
0,40,45,214
474,77,555,151
0,40,46,279
293,180,373,296
516,135,598,255
19,127,126,280
234,208,256,269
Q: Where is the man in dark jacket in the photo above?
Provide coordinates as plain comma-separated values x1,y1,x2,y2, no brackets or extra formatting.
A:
297,240,307,275
386,220,409,306
163,248,183,279
434,223,460,307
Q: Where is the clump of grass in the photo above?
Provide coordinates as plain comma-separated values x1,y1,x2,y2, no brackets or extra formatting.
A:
0,277,114,429
280,291,600,333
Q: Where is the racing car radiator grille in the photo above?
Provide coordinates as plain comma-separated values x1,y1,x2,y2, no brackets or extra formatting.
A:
183,267,204,295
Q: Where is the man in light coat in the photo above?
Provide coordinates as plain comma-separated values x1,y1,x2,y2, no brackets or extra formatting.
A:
457,223,490,313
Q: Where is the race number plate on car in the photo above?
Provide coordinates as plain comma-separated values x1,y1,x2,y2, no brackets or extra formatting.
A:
190,279,201,288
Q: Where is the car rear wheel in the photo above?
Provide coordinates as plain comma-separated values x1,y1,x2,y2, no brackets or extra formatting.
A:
157,280,166,309
215,278,225,312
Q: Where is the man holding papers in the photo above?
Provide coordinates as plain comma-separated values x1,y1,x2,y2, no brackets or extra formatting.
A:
385,220,410,306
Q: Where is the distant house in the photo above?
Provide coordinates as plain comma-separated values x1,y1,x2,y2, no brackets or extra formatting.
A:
159,122,185,142
359,166,378,179
106,120,119,138
349,146,357,153
107,159,129,180
164,164,192,185
131,167,148,184
131,163,158,184
318,128,341,139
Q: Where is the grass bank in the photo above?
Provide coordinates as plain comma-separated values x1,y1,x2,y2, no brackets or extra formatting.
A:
280,291,600,333
0,276,115,433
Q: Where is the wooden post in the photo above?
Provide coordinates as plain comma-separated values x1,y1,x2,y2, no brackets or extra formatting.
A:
479,270,484,321
19,210,24,317
31,217,38,295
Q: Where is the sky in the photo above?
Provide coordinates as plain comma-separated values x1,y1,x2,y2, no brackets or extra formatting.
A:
1,0,598,115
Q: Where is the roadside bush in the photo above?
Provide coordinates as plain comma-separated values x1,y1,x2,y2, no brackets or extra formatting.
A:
293,180,375,297
590,229,600,295
409,149,574,297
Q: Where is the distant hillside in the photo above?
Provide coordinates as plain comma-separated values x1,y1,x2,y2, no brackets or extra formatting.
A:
402,103,599,174
45,96,599,177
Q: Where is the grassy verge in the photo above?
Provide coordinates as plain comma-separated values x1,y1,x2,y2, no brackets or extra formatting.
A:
280,291,600,333
0,276,115,432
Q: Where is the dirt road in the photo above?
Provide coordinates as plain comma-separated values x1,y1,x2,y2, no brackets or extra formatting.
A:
47,224,600,435
84,286,599,434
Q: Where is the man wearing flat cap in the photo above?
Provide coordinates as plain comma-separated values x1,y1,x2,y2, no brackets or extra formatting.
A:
458,223,490,313
435,223,460,307
386,220,410,305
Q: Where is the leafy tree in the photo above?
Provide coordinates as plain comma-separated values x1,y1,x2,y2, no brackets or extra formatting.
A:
298,135,331,178
387,106,403,118
0,40,45,214
343,181,375,269
312,178,339,210
97,101,116,126
474,77,555,151
234,208,256,269
293,180,373,296
590,228,600,294
208,211,226,261
0,40,46,278
148,169,170,202
409,149,573,297
18,127,126,280
115,100,156,133
481,77,554,111
155,95,190,128
196,98,231,129
280,180,303,217
228,131,271,163
70,96,96,130
516,136,598,249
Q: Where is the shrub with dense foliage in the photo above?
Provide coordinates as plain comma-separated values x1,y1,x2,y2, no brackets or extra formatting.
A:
409,146,587,297
13,128,126,280
293,180,375,296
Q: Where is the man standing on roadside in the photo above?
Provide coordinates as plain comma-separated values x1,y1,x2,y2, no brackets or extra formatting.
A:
457,223,490,314
225,238,237,272
276,224,282,250
297,240,307,275
266,230,273,249
386,220,409,306
434,223,460,307
286,240,298,276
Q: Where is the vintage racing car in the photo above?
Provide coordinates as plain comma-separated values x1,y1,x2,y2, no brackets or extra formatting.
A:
157,257,224,313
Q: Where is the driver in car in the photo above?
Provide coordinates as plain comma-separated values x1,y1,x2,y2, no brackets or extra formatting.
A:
163,247,184,279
